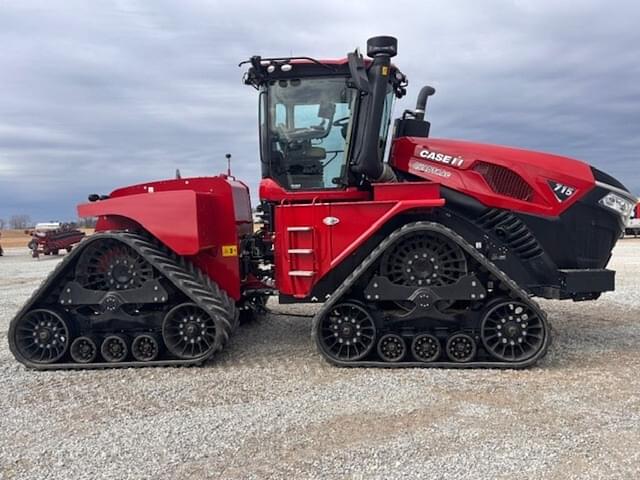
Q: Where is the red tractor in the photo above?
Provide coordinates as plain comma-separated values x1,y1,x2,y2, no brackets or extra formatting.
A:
9,37,637,370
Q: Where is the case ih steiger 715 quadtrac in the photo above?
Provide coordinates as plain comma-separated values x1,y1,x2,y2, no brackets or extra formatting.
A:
9,37,637,370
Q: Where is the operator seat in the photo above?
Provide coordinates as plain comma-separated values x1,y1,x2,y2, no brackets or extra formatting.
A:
284,146,326,189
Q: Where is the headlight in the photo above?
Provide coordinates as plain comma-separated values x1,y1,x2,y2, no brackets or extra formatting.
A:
599,192,635,225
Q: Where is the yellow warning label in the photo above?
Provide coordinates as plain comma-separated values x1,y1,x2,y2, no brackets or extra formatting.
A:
381,66,389,76
222,245,238,257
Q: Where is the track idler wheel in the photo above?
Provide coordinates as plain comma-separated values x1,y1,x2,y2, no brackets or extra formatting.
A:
446,333,476,363
101,334,129,362
12,309,70,364
131,334,161,362
377,334,406,362
411,334,441,362
480,300,546,362
70,336,98,363
162,303,217,360
317,302,377,362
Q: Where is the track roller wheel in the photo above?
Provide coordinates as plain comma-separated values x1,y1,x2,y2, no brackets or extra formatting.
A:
411,334,441,362
70,336,98,363
317,302,377,362
446,333,476,363
131,334,160,362
377,334,406,362
162,303,217,360
12,309,70,364
101,335,129,362
480,300,546,362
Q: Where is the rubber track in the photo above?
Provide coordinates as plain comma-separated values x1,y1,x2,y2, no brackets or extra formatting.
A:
8,231,238,370
312,221,551,369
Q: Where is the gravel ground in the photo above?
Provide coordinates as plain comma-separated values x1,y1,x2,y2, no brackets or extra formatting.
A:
1,241,639,479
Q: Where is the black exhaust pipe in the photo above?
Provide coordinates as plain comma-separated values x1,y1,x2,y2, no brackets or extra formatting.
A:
350,36,397,181
414,86,436,121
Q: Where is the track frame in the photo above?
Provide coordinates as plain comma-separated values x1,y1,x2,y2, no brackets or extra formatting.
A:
8,231,238,370
312,221,551,369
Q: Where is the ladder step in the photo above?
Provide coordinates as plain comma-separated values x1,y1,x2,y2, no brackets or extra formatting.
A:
287,226,313,232
288,249,314,254
288,270,315,277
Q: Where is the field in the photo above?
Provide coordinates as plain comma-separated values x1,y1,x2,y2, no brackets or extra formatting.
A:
0,230,31,249
0,240,639,479
0,229,95,250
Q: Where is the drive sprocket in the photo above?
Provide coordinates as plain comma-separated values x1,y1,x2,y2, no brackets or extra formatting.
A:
380,232,467,287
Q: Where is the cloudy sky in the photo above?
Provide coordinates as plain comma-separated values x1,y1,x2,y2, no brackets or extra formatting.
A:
0,0,638,222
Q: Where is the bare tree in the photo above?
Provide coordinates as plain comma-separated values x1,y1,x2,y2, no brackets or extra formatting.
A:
9,214,32,230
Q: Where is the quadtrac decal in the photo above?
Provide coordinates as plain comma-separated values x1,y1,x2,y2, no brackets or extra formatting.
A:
419,149,464,168
548,180,577,202
409,159,451,178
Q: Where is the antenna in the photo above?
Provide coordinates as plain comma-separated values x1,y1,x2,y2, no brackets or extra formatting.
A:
225,153,232,176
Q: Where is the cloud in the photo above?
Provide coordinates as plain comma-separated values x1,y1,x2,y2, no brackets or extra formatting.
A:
0,0,638,221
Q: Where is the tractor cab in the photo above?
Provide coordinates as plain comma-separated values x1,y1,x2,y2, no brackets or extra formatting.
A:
262,75,357,190
243,36,408,195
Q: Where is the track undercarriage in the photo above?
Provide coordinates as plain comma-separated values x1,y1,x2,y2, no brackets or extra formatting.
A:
9,222,551,370
312,222,551,368
8,232,238,370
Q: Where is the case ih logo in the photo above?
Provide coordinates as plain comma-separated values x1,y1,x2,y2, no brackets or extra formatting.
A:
419,149,464,167
548,180,576,202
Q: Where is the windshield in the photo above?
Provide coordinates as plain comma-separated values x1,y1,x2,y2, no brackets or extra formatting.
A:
266,77,356,190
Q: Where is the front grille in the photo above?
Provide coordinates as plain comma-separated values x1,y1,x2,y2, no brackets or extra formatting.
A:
476,209,543,259
474,162,534,202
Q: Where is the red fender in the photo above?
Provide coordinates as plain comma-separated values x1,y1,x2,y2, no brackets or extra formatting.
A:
77,176,252,300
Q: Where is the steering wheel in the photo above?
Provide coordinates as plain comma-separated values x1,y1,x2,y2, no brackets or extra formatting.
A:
332,116,350,127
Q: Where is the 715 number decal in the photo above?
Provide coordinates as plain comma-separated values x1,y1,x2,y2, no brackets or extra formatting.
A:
548,180,576,202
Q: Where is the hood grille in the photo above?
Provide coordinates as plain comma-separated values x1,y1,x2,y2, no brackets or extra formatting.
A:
474,162,533,202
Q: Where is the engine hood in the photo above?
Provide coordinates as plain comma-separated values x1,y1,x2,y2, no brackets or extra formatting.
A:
390,136,629,217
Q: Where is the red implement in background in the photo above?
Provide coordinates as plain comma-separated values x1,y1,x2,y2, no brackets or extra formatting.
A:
27,225,85,259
